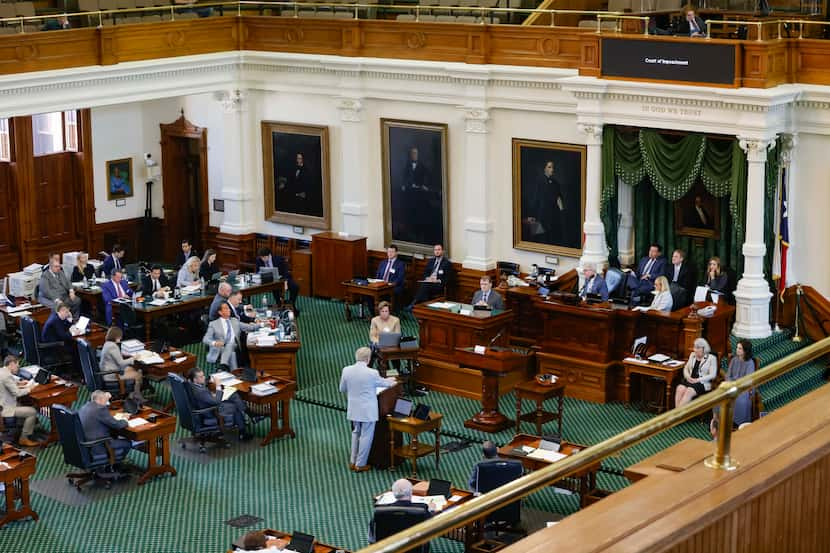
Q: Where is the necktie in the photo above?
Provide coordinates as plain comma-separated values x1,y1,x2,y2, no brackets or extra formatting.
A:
116,282,124,298
114,257,120,271
674,265,680,282
225,320,232,343
266,257,272,268
483,292,489,303
644,258,654,277
431,258,440,277
587,277,593,294
153,279,159,292
383,261,392,282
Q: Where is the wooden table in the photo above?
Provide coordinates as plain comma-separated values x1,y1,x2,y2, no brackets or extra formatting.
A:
247,337,301,382
134,346,197,411
622,358,684,413
229,529,350,553
232,372,297,446
387,411,442,478
623,438,712,483
109,403,177,485
73,322,108,349
514,378,566,436
498,433,600,508
0,443,38,528
341,280,396,321
26,375,79,446
0,301,50,329
112,278,283,343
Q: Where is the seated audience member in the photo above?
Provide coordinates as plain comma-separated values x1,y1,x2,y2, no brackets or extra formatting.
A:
200,249,220,282
177,256,202,288
100,244,125,279
705,256,730,299
78,390,132,457
142,265,171,298
0,355,41,447
472,276,504,310
579,262,609,301
675,337,717,408
42,303,75,344
71,252,96,283
375,244,406,302
645,276,673,313
409,244,454,308
370,301,401,345
100,326,144,392
228,290,256,323
177,239,196,269
468,440,501,490
203,302,258,371
710,339,756,437
665,249,696,306
234,531,287,553
256,247,300,312
39,252,81,319
368,479,434,545
627,243,666,303
187,367,250,441
680,5,706,37
209,282,233,321
101,268,134,325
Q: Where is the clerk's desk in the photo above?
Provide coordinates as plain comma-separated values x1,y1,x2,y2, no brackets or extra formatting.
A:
509,292,735,403
412,302,532,400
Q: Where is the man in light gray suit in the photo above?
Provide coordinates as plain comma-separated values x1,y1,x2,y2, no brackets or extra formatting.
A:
471,276,504,310
0,355,41,447
339,347,396,472
202,302,258,370
39,253,81,319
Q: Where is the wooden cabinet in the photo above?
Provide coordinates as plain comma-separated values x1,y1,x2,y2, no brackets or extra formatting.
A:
310,232,366,298
291,249,312,298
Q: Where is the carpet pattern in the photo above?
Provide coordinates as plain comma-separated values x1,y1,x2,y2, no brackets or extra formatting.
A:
0,296,824,553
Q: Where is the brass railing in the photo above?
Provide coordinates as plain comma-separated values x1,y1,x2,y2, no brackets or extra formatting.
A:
705,18,830,41
358,336,830,553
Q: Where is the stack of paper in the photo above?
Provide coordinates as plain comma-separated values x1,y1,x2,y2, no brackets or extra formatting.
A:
7,302,31,313
127,417,149,428
133,351,164,365
375,491,396,505
181,285,200,294
149,299,167,306
527,449,567,463
214,372,242,387
23,263,42,276
251,382,278,396
9,311,31,318
121,339,144,356
411,495,448,510
256,335,277,347
428,302,456,310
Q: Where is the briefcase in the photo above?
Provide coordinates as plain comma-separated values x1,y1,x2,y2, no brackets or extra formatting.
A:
399,336,418,351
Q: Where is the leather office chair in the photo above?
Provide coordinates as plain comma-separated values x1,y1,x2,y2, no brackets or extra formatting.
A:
669,282,688,309
497,261,521,277
0,416,21,443
605,267,629,304
472,460,525,534
167,373,238,453
77,338,135,399
53,404,131,490
20,316,72,374
117,302,145,340
371,505,432,553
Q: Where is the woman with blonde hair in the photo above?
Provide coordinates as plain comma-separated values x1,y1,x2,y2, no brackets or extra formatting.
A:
177,256,201,288
646,275,673,313
676,337,717,408
71,252,95,283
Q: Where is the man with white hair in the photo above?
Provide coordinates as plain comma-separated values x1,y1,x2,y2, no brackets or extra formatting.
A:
339,347,396,472
209,281,234,321
78,390,132,458
579,262,608,301
368,478,434,546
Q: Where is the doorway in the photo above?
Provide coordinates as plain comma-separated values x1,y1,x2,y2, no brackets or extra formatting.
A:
160,113,208,263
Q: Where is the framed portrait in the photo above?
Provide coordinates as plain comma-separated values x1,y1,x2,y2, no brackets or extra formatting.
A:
512,139,586,257
106,158,133,201
262,121,330,229
674,183,720,239
381,119,449,255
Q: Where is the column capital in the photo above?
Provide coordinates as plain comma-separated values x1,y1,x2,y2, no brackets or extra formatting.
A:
218,89,246,113
778,133,797,168
737,137,775,162
460,106,489,134
577,123,603,145
337,97,364,123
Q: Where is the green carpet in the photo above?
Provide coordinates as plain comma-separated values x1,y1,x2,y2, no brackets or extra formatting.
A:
0,296,824,553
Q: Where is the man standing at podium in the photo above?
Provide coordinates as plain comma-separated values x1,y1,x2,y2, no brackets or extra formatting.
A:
339,347,396,473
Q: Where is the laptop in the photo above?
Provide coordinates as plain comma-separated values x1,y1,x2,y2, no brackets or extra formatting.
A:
426,478,452,499
123,396,141,415
34,369,52,385
210,272,222,282
378,332,401,348
392,397,413,419
287,532,314,553
151,339,167,354
227,270,239,282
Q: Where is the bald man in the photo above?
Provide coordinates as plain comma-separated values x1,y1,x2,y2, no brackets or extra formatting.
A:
208,282,233,321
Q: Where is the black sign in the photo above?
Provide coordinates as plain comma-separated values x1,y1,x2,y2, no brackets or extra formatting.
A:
601,38,736,85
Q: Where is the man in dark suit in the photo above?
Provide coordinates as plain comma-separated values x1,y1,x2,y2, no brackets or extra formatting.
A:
683,195,713,229
78,390,131,458
627,243,667,302
228,290,256,323
141,265,171,299
255,247,300,313
400,147,440,246
208,282,233,321
368,479,433,545
679,7,706,37
409,244,454,308
665,249,697,307
277,153,323,218
42,304,74,344
468,441,502,490
176,239,196,269
580,262,609,301
100,268,134,326
372,245,406,313
187,367,250,441
100,244,125,279
522,160,569,247
472,276,504,310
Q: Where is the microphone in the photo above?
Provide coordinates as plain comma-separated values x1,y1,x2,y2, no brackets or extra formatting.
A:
489,329,504,348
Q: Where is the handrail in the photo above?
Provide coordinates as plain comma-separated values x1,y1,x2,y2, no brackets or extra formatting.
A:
357,335,830,553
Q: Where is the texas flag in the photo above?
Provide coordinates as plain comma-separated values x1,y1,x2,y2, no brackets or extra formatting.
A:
772,169,789,302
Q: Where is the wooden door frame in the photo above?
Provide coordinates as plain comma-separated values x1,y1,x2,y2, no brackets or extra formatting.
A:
159,111,209,261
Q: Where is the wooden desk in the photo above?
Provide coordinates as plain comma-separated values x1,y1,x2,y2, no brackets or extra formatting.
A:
514,379,566,436
230,529,350,553
387,412,442,478
134,346,197,411
26,375,78,446
342,280,396,320
0,444,38,528
623,438,712,483
456,346,533,433
311,232,366,298
109,404,177,485
231,373,297,446
412,303,523,400
73,323,108,349
504,269,579,346
247,336,301,382
498,434,599,508
622,358,684,413
0,301,50,329
112,278,282,343
75,281,138,322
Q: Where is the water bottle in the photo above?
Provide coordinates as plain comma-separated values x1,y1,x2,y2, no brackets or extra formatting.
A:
82,276,88,288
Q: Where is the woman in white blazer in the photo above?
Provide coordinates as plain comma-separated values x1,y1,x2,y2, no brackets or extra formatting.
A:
675,337,718,408
647,276,674,313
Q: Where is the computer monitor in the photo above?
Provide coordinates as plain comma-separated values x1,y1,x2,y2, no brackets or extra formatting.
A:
427,478,452,499
378,332,401,348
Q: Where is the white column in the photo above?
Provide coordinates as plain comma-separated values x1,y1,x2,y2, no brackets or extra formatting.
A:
617,176,635,266
578,123,608,270
218,89,258,234
459,106,495,271
337,97,369,238
733,137,775,339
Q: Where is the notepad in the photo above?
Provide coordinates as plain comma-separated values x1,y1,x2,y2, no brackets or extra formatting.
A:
149,299,167,306
127,417,149,427
648,353,671,363
173,356,187,364
527,449,567,463
221,386,237,401
624,357,649,364
113,413,130,421
74,316,90,334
